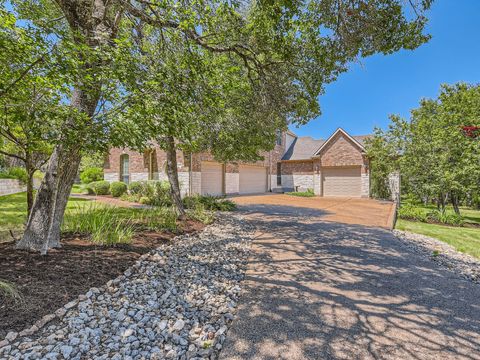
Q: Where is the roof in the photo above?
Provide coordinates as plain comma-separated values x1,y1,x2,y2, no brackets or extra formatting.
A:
282,136,325,160
281,129,372,161
351,135,372,148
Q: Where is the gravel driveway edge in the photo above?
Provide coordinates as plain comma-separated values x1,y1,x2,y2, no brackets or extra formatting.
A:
393,229,479,283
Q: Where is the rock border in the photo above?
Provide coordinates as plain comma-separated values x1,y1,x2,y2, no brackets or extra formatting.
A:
394,230,479,283
0,250,154,350
0,213,254,359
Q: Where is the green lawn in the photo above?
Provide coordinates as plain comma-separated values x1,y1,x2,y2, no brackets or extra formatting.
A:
0,192,92,242
396,218,480,259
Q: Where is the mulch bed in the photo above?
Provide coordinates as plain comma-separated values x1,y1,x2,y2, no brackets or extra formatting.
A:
0,220,204,339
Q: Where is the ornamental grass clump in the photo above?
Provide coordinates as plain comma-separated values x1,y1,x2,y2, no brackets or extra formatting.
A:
62,204,134,245
0,280,23,304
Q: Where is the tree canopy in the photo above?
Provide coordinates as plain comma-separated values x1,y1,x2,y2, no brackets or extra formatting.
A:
1,0,433,252
366,83,480,213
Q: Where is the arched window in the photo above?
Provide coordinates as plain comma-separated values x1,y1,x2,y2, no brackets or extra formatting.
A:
120,154,130,184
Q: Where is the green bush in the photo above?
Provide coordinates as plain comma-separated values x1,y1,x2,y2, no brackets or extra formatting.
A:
0,167,28,184
139,196,151,205
128,181,145,195
427,210,465,226
285,188,315,197
110,181,127,197
91,180,110,195
127,180,171,206
186,201,215,224
183,195,236,211
80,167,103,184
398,204,427,222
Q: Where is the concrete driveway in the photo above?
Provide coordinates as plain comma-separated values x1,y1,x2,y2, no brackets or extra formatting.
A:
220,203,480,360
232,194,396,229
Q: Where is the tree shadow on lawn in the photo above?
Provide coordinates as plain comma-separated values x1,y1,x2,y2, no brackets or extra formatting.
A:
220,205,480,360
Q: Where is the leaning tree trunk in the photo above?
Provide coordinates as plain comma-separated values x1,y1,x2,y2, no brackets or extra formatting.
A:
16,88,95,253
164,135,186,217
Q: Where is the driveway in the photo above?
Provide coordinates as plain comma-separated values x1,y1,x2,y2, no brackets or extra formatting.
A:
220,203,480,360
232,194,396,229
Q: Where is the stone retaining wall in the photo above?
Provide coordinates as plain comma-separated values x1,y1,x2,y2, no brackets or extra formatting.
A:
0,179,25,196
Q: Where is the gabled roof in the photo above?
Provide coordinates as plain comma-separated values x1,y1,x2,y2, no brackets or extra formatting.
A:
281,128,372,161
282,136,324,160
312,128,367,157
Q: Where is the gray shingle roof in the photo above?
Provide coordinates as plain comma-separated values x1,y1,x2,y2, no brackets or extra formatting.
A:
281,133,372,161
282,137,324,160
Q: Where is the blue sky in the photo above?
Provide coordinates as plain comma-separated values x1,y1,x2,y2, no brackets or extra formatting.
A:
291,0,480,139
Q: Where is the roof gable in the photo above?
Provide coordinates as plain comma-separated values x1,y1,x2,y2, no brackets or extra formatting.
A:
313,128,365,156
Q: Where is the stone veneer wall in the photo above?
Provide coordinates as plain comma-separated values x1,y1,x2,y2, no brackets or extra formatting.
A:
0,179,25,196
361,172,370,198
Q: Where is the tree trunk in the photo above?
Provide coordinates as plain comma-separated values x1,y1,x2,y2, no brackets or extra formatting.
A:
16,88,93,254
25,158,35,217
437,192,446,213
451,192,461,215
165,135,186,217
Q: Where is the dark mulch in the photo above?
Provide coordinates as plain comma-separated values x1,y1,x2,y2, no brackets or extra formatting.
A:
0,220,204,338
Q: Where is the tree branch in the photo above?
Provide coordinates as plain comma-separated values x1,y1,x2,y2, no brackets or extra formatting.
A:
0,149,26,162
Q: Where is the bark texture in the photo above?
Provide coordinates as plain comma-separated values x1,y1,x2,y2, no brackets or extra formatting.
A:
17,88,97,253
165,135,186,217
16,0,121,253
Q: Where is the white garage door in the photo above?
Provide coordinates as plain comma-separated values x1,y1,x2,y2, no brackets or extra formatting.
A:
322,167,362,197
201,162,223,196
239,165,267,194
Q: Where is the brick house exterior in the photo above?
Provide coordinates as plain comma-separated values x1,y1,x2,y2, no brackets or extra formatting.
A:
104,128,371,197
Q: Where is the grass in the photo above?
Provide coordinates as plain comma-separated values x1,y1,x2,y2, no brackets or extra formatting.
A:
62,203,179,245
396,219,480,259
0,280,23,303
285,189,315,197
0,192,92,242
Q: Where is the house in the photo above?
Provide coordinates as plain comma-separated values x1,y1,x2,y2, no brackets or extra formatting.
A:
104,128,372,198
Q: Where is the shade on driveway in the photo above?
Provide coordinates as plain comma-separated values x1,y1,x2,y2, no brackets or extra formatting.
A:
232,194,396,229
220,204,480,360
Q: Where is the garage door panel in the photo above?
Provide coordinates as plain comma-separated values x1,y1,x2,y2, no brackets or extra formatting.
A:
239,165,267,194
201,162,223,196
323,167,361,197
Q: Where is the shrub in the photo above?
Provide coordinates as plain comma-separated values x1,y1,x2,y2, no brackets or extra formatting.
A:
128,181,145,195
62,204,133,245
183,195,236,211
91,180,110,195
128,181,172,206
139,196,151,205
111,181,127,197
0,167,28,184
80,167,103,184
148,181,172,207
427,210,465,226
286,188,315,197
398,204,427,222
187,202,215,224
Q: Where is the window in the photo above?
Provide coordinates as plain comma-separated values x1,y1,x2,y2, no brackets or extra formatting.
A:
120,154,130,184
276,163,282,186
276,130,282,146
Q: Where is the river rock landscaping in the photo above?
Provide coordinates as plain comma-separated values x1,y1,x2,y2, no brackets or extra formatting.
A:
0,214,253,359
394,230,480,283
